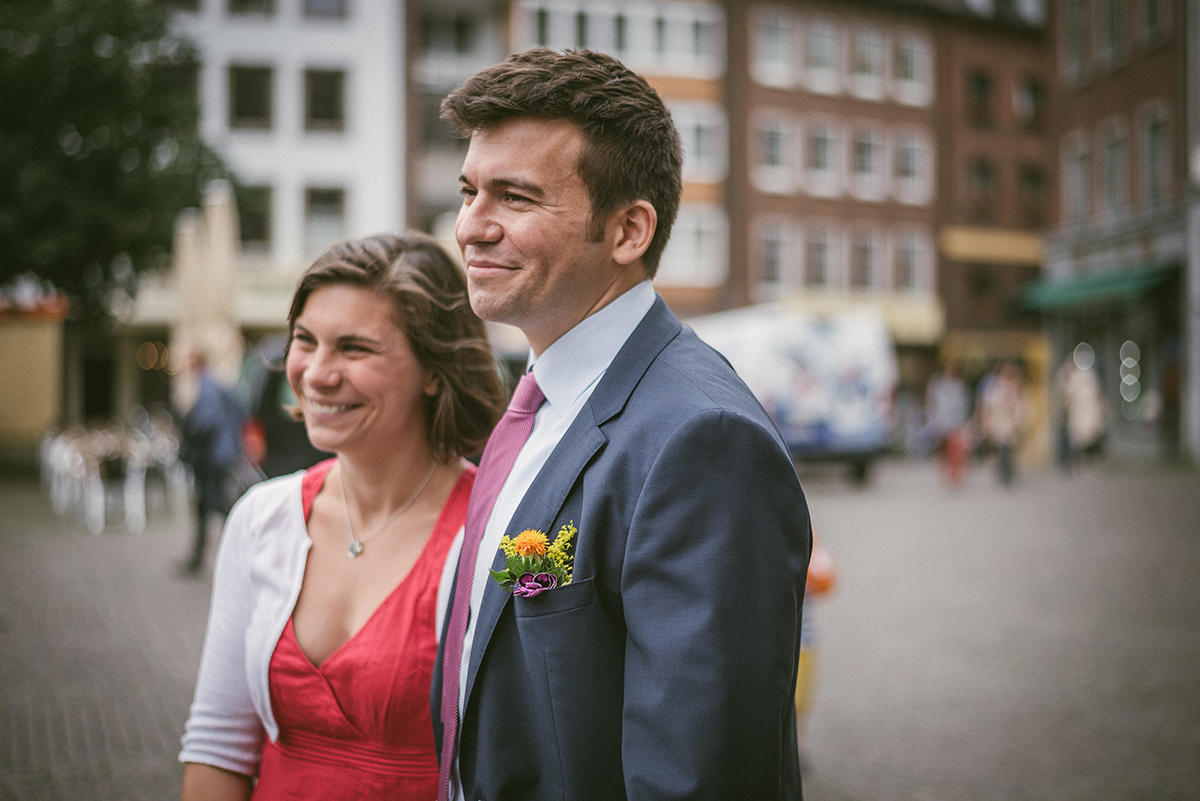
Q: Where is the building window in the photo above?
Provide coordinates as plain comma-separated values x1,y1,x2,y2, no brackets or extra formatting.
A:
1018,164,1048,226
654,15,668,56
237,185,272,251
614,14,627,52
229,66,272,130
229,0,273,14
761,228,784,287
968,157,997,221
306,188,345,256
1014,78,1046,132
658,204,728,287
850,28,884,98
850,233,874,289
754,10,792,86
753,115,794,194
805,19,838,92
1063,0,1089,84
851,29,883,79
1096,0,1124,66
894,234,917,290
575,11,588,48
894,37,917,83
1141,108,1170,209
895,138,917,181
671,101,727,183
305,69,345,131
1140,0,1169,47
967,69,993,127
534,8,550,47
852,131,878,178
1100,125,1128,218
304,0,347,17
809,129,832,172
805,232,829,287
1064,139,1091,225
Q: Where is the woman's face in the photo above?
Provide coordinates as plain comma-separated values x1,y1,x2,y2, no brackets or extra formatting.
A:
286,284,435,459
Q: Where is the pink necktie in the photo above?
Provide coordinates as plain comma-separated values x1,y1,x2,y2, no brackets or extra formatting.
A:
438,372,545,801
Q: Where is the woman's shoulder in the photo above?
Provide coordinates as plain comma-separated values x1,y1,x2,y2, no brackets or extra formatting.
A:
224,468,311,541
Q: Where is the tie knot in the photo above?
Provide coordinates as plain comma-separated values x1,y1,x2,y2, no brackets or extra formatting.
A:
508,372,545,416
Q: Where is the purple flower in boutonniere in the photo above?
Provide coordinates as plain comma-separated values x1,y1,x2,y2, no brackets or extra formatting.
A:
489,522,577,595
513,572,558,597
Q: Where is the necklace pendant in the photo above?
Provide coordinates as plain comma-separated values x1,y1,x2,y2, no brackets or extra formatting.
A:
347,539,365,558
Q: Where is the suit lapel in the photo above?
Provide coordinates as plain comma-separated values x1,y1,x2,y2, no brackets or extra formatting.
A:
462,297,683,706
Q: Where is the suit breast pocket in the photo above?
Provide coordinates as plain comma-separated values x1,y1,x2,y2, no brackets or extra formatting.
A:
513,577,594,618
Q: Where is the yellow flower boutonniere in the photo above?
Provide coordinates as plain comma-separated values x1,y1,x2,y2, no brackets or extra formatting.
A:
490,522,577,597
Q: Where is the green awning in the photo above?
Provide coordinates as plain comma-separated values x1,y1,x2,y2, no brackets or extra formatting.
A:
1022,262,1178,311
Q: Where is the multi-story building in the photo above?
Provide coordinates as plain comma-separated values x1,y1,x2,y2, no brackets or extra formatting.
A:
414,0,730,324
934,1,1053,459
111,0,409,412
1033,0,1189,459
729,0,945,393
1186,0,1200,460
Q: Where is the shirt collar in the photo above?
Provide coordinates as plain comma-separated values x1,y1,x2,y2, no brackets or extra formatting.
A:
528,280,656,414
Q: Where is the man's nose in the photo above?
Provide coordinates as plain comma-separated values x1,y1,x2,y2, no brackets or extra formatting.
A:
456,197,501,246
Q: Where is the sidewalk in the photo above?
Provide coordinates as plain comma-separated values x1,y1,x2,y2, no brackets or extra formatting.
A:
0,477,212,800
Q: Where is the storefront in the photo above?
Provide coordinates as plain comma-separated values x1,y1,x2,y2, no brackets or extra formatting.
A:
1023,262,1184,459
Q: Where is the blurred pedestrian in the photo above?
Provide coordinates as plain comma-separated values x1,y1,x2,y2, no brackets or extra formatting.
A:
179,233,508,799
1059,354,1105,471
178,350,244,574
978,362,1029,486
924,360,971,486
796,534,837,770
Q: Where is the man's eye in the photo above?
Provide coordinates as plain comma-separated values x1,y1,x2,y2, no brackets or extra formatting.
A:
459,186,477,200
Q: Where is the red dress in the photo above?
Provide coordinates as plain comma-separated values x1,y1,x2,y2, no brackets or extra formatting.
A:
252,459,473,801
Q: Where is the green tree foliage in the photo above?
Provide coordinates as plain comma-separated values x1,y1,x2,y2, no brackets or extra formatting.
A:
0,0,229,322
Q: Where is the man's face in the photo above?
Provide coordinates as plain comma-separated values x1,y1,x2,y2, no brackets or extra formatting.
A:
455,117,618,354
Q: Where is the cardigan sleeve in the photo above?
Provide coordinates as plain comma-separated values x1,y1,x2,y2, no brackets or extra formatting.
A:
178,495,268,776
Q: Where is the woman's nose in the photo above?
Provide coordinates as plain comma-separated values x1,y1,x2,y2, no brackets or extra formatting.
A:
304,348,341,389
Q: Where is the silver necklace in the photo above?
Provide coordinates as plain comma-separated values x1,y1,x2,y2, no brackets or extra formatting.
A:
339,461,437,559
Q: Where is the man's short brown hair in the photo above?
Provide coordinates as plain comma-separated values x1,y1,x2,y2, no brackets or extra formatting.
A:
441,48,683,278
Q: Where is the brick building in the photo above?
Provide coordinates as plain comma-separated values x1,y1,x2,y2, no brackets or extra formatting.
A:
1033,0,1190,459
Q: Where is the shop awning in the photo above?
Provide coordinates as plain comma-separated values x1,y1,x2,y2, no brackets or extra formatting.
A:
1021,262,1178,311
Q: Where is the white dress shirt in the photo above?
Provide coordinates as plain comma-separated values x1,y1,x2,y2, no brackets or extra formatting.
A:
453,280,655,798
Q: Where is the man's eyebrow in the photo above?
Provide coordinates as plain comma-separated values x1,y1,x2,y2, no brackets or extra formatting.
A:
459,174,544,199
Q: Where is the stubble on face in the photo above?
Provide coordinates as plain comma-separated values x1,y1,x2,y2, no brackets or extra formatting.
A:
455,118,618,354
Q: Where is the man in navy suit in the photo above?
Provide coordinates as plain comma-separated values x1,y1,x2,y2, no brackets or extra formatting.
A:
434,48,812,800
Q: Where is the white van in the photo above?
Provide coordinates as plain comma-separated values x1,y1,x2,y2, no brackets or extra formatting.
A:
688,305,897,483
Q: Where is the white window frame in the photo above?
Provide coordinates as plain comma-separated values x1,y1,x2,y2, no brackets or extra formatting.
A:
848,122,887,201
889,225,935,292
752,6,794,88
669,100,728,184
751,110,798,195
848,26,886,101
1097,117,1129,222
752,214,799,299
804,17,841,95
890,31,933,107
1061,130,1092,227
655,202,728,288
891,126,934,206
804,117,842,198
1137,101,1172,211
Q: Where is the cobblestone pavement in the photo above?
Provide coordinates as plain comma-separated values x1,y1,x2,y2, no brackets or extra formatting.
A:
2,459,1199,800
800,458,1200,801
0,477,211,801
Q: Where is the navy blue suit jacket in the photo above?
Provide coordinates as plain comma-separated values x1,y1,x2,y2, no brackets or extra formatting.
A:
434,297,811,800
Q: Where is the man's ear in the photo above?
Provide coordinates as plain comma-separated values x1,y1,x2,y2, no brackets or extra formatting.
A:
611,200,657,267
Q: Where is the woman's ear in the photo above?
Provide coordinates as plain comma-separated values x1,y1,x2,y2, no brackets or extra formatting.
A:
611,200,657,267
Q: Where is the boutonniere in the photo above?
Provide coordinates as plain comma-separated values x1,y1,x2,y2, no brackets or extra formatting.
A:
489,522,576,597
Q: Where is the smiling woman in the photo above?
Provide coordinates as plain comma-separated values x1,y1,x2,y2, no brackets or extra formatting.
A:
179,233,507,801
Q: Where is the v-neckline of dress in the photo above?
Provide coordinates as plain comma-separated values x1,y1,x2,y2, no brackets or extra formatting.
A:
292,460,467,672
